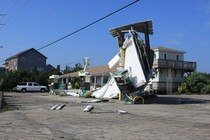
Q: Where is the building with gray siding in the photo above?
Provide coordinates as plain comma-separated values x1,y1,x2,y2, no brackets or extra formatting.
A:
5,48,47,73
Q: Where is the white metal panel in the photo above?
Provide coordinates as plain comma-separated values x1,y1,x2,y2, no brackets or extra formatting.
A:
123,37,147,88
92,77,120,99
108,52,120,68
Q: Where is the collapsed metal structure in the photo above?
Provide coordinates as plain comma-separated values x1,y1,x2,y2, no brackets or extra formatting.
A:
92,20,154,101
108,20,154,101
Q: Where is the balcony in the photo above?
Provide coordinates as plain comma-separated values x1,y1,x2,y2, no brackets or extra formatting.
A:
153,59,196,71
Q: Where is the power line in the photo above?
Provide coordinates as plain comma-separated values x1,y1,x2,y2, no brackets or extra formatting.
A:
37,0,140,51
3,0,31,28
13,1,68,42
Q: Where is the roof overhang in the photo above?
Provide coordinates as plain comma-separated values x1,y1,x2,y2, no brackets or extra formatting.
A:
109,20,153,38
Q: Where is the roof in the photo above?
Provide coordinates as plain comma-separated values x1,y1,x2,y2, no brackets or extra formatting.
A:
60,65,118,78
109,20,153,38
152,46,186,54
44,64,55,72
6,48,47,61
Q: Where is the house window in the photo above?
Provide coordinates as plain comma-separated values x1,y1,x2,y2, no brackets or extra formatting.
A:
21,57,25,62
164,54,167,60
176,55,179,61
154,53,157,59
38,58,42,63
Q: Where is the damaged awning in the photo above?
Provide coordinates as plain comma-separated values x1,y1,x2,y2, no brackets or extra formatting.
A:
109,20,153,38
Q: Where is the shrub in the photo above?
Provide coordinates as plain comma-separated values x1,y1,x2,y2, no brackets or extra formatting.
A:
201,85,210,94
178,83,187,94
184,72,210,94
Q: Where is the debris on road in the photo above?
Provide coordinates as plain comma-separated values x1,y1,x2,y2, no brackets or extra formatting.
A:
116,109,128,115
49,103,65,110
83,105,94,113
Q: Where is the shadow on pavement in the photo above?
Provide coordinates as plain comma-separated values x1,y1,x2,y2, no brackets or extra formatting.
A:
143,96,210,105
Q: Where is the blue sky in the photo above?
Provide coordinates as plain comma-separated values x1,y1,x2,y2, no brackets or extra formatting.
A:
0,0,210,73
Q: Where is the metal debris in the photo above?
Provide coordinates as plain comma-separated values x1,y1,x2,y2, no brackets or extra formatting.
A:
83,105,94,113
116,109,128,115
49,103,65,110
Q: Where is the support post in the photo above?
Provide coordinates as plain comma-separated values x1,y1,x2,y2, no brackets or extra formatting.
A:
144,22,151,64
118,36,125,69
117,35,125,100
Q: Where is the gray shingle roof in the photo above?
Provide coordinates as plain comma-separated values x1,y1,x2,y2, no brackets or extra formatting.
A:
6,48,47,61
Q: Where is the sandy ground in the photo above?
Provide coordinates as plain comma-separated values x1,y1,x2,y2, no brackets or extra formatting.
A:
1,92,210,140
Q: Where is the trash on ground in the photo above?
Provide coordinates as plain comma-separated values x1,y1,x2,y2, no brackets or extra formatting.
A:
116,109,128,115
49,103,65,110
64,89,80,97
83,105,94,113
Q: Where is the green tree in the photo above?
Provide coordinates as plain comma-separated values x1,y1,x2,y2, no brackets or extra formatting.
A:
63,63,83,74
184,72,210,94
72,63,83,72
63,65,72,74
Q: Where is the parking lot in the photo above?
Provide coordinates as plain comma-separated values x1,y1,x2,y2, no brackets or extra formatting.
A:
1,92,210,140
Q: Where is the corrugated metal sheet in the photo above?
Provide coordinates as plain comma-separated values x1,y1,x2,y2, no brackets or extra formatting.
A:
109,20,153,38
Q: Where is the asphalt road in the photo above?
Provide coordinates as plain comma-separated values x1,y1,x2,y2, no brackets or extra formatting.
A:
1,92,210,140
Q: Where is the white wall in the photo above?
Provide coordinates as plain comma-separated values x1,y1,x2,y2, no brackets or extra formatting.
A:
155,51,184,61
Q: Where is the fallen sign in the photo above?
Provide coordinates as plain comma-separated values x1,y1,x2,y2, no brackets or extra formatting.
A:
49,103,65,110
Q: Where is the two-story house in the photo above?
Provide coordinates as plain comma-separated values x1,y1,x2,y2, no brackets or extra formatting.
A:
150,46,196,94
5,48,47,73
